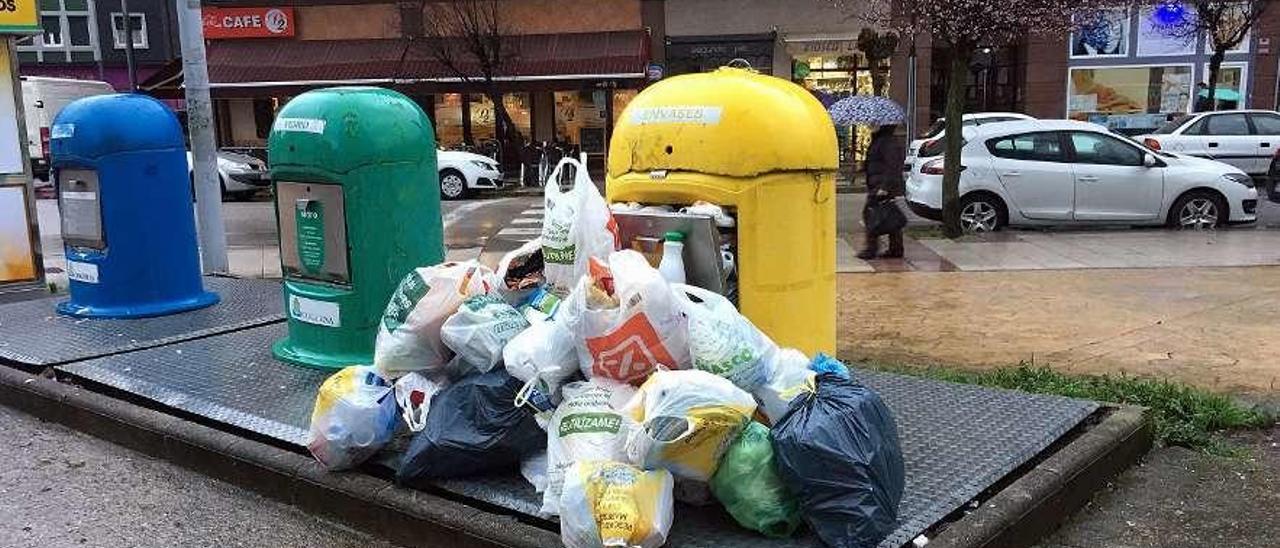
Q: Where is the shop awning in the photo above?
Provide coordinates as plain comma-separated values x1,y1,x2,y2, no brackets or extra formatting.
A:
142,30,649,95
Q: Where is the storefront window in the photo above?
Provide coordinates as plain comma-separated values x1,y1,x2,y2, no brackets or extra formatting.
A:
504,93,532,140
554,90,608,153
1200,64,1246,110
470,94,497,143
434,93,464,147
1067,66,1192,132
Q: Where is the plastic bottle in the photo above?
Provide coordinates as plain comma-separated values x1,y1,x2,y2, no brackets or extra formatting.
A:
658,231,687,284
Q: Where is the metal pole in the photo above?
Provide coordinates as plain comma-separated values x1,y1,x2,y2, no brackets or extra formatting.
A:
906,40,918,140
176,0,228,273
120,0,136,91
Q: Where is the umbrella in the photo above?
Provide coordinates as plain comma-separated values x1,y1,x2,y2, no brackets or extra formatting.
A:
1198,87,1241,102
827,95,905,126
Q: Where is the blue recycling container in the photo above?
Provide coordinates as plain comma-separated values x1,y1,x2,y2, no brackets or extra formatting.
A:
51,93,218,318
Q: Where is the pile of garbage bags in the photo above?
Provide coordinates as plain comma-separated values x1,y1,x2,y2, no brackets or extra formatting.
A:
305,158,906,548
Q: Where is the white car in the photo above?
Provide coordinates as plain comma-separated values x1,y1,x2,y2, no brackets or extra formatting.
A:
906,112,1036,173
905,119,1259,232
437,149,503,200
186,151,271,200
1136,110,1280,177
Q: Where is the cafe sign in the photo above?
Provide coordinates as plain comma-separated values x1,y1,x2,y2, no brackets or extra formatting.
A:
0,0,40,34
202,6,295,39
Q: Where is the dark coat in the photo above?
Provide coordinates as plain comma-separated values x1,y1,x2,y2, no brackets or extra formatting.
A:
865,126,906,197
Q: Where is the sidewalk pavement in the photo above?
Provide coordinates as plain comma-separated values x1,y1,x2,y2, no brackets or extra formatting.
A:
0,403,398,548
837,266,1280,398
838,193,1280,273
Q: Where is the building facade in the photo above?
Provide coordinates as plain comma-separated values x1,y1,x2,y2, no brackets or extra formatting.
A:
893,4,1280,136
144,0,663,169
17,0,181,91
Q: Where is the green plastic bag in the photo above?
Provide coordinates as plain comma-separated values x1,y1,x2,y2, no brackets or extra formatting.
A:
709,422,802,538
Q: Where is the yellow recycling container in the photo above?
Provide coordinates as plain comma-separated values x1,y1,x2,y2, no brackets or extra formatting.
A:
607,67,837,356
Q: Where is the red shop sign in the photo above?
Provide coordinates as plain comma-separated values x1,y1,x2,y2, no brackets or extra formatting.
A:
202,7,295,39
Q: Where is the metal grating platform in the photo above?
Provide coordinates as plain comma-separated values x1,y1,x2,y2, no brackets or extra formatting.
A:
57,322,1097,547
0,277,283,367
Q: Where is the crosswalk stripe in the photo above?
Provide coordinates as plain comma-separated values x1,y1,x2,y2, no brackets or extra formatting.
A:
496,227,543,237
519,208,544,216
512,217,541,225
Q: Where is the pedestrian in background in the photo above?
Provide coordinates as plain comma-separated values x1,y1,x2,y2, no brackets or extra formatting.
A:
858,124,906,260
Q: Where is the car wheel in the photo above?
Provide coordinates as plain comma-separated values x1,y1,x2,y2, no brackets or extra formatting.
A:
959,194,1004,233
1168,190,1225,229
439,169,467,200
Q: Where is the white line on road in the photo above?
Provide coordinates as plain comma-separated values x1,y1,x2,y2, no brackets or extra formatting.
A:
512,217,541,225
519,208,544,216
442,198,517,228
495,227,543,237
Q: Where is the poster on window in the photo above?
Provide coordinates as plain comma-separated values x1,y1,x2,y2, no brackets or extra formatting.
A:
0,43,24,174
0,186,37,283
1137,6,1196,56
1072,9,1131,57
1068,66,1192,130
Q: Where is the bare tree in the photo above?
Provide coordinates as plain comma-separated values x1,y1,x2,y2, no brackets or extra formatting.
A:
853,0,1117,237
857,28,898,96
423,0,522,160
1150,1,1271,110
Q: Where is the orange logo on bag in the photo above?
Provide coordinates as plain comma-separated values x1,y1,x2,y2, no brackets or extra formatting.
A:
586,313,675,385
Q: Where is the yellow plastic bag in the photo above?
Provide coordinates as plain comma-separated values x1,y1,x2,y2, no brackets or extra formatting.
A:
622,370,757,481
559,460,673,548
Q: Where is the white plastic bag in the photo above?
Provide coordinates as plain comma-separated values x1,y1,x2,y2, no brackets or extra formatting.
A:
541,157,618,297
495,238,545,306
559,460,674,548
542,379,637,516
441,294,530,375
393,371,448,433
306,366,398,471
504,318,578,413
521,450,549,494
674,283,777,391
752,347,817,425
622,369,757,482
374,262,495,379
560,251,691,385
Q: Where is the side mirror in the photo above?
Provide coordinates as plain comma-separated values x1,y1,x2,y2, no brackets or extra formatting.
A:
1143,154,1159,168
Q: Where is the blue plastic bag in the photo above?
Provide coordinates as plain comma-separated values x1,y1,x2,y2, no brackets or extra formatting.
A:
772,373,905,548
810,353,850,379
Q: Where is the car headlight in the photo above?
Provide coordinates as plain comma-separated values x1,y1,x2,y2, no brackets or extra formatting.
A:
470,160,495,170
1222,173,1255,188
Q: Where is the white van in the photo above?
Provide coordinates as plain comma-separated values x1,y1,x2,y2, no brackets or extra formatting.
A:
20,77,115,181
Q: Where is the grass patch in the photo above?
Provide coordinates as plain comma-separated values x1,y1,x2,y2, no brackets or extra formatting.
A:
904,224,947,239
866,362,1273,455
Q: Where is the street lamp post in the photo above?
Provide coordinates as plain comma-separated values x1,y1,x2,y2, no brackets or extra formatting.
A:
175,0,228,273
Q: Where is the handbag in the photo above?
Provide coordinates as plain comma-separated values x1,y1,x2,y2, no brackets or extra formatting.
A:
864,197,907,237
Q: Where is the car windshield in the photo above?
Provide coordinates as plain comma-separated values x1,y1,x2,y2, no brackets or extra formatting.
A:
1151,114,1192,134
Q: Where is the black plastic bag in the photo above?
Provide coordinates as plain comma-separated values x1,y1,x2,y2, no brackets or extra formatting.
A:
772,373,905,548
864,198,907,237
396,369,546,483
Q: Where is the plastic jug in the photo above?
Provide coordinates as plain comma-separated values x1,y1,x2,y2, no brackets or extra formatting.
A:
658,231,686,284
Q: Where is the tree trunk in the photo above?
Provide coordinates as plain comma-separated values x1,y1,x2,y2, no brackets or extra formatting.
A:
870,59,886,96
941,47,970,239
485,88,522,173
1206,48,1226,111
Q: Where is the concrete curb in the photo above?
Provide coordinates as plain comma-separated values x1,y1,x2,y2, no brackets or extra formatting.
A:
928,406,1153,548
0,365,561,548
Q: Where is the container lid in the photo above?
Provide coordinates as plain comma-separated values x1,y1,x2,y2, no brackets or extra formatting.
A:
268,87,436,175
664,231,685,242
608,67,838,179
51,94,184,161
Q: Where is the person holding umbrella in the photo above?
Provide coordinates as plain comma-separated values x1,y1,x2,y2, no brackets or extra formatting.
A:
859,124,906,260
827,95,909,260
